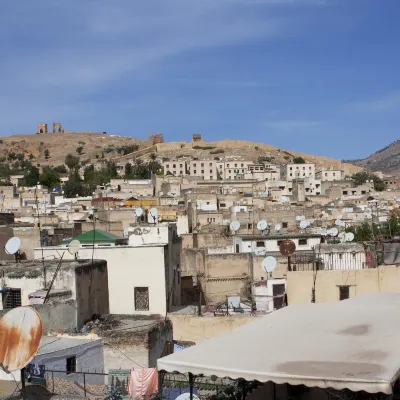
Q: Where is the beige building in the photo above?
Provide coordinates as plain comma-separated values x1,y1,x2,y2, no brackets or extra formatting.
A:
286,163,315,181
163,159,188,177
315,167,344,182
189,159,219,180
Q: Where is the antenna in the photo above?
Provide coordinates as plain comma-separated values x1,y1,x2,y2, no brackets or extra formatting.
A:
345,232,354,242
5,237,21,255
257,220,268,232
300,220,308,229
0,307,43,373
229,221,240,232
67,239,81,257
262,256,277,273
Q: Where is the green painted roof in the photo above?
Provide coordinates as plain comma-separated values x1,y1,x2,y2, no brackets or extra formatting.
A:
62,229,123,244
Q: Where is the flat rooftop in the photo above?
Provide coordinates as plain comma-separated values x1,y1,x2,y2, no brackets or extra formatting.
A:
37,335,101,356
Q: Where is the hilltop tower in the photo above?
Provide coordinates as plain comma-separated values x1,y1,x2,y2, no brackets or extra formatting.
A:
38,123,48,134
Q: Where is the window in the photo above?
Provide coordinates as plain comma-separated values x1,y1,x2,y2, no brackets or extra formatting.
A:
135,287,149,311
209,163,212,166
339,285,350,301
248,223,252,229
66,356,77,375
298,239,308,246
339,253,343,259
234,164,237,167
290,167,292,170
282,222,288,228
333,172,336,176
256,241,264,247
193,163,196,167
325,173,328,176
180,164,183,167
210,170,213,173
343,190,348,195
194,170,197,174
227,164,230,167
303,166,305,170
2,289,21,309
173,164,176,168
201,163,204,167
309,166,312,170
290,173,292,177
166,164,169,168
241,164,244,167
201,170,204,174
210,176,213,180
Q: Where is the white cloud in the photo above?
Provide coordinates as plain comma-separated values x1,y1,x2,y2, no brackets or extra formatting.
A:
348,91,400,113
264,120,323,131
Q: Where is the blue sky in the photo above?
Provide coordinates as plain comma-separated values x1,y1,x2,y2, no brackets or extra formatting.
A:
1,0,399,160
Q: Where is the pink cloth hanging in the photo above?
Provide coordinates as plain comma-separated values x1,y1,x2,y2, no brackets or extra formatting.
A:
127,368,158,400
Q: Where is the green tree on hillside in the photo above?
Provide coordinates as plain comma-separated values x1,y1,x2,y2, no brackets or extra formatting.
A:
39,167,60,190
65,154,80,171
293,157,306,164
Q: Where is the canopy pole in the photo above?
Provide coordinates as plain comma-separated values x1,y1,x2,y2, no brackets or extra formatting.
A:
158,371,164,399
189,373,195,400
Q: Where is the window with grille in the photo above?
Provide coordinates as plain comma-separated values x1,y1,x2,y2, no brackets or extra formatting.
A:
2,289,21,309
135,287,149,311
298,239,308,246
66,356,77,375
256,241,264,247
339,286,350,301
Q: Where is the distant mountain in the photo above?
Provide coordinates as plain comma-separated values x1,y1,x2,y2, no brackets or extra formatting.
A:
345,141,400,176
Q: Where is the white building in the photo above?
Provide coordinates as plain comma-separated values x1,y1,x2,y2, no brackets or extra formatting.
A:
189,159,219,180
286,163,315,181
315,243,366,270
315,168,344,182
163,160,188,177
35,233,181,316
233,234,322,254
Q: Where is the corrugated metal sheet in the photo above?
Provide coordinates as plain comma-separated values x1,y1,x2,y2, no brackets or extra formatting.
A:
0,307,42,371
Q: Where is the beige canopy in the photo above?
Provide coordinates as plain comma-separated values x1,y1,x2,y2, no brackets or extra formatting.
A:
158,293,400,394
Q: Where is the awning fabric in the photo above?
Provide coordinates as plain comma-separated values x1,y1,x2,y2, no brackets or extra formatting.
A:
158,293,400,394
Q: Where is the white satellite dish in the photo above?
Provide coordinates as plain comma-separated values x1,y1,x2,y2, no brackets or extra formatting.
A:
5,237,21,255
345,232,354,242
232,189,237,193
335,219,342,227
29,216,35,224
230,221,240,232
338,232,346,242
262,256,277,273
300,221,308,229
123,228,130,238
257,220,268,231
329,227,339,237
68,239,81,255
175,394,200,400
295,216,302,221
149,208,158,217
275,224,282,232
135,207,143,217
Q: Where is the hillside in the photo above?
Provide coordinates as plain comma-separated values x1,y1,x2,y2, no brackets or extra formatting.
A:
0,131,362,176
345,140,400,176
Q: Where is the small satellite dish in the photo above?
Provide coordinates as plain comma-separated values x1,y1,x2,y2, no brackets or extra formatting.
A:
295,216,302,221
133,227,143,235
257,220,268,231
0,307,43,372
329,227,339,237
67,239,81,255
335,219,342,227
300,221,308,229
149,208,158,217
135,207,143,217
123,228,130,238
232,189,237,193
230,221,240,232
275,224,282,232
345,232,354,242
338,232,346,242
262,256,277,273
175,394,200,400
279,239,296,256
5,237,21,255
29,216,35,224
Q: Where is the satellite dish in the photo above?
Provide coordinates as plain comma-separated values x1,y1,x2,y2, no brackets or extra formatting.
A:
149,208,158,217
257,220,268,231
262,256,277,273
176,394,200,400
329,227,339,237
335,219,342,227
345,232,354,242
300,221,308,229
232,189,237,193
279,240,296,256
135,207,143,217
275,224,282,232
123,228,130,238
230,221,240,232
67,239,81,255
338,232,346,242
29,217,35,224
5,237,21,255
0,307,43,372
295,216,302,221
133,227,143,235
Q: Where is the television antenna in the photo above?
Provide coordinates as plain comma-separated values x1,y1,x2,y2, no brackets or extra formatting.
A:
300,220,308,229
262,256,277,274
345,232,354,242
257,220,268,232
229,221,240,232
67,239,81,258
0,307,43,373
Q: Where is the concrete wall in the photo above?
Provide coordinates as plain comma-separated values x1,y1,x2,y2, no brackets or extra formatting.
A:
0,227,14,261
169,314,255,343
13,226,41,259
148,319,173,367
33,301,77,331
287,265,400,305
104,343,149,371
75,260,109,327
